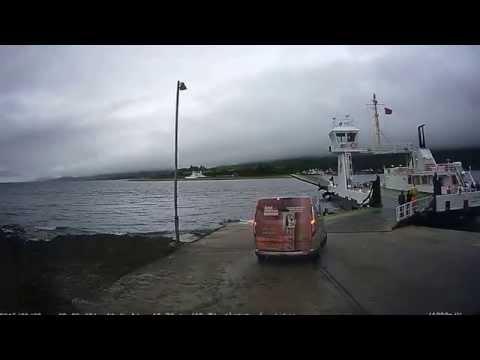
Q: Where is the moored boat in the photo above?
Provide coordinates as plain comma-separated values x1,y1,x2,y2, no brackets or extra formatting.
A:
383,125,477,194
185,170,207,179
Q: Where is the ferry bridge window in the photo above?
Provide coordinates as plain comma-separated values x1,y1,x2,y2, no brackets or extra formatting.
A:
408,175,412,184
336,133,346,143
347,133,356,142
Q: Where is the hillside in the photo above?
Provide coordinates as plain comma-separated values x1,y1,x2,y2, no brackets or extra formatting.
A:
203,147,480,177
50,147,480,181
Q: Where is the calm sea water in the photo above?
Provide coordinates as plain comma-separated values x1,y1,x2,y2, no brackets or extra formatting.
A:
1,171,478,236
0,178,337,235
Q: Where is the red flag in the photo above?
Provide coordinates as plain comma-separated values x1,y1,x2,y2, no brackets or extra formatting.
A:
384,107,392,115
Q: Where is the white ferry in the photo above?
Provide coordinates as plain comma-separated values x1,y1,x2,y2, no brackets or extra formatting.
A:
322,94,480,215
384,125,477,194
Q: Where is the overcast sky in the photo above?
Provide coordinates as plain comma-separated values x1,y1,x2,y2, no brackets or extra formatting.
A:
1,45,479,181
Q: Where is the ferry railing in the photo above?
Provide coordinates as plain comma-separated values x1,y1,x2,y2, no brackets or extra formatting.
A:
330,143,416,154
424,164,457,173
395,195,434,223
457,185,479,193
463,171,477,187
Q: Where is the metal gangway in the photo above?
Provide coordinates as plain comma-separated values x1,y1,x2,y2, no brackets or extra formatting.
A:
395,195,434,223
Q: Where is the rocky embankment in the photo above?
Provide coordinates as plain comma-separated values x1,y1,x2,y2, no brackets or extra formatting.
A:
0,224,177,314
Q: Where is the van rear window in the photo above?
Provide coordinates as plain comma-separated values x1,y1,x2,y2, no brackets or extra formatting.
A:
256,198,311,218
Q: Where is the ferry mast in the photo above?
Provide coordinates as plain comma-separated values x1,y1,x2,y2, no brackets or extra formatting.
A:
367,93,382,145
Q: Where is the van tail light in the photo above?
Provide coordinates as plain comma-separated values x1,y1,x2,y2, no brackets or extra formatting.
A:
253,221,257,235
311,206,317,236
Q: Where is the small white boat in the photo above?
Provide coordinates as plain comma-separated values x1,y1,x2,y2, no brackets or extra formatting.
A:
185,170,207,179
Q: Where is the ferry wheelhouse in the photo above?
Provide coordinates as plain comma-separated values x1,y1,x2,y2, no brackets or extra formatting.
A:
326,116,374,207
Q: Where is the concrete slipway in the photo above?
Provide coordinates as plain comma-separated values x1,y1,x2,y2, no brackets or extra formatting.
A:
76,209,480,315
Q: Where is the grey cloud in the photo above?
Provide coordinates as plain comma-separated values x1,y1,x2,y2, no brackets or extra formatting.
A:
178,46,480,168
1,45,480,181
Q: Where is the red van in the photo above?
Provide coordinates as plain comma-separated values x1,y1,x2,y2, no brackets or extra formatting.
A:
253,197,327,262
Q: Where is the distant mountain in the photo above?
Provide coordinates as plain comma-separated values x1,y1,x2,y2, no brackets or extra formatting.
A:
47,147,480,181
86,170,173,180
35,177,55,182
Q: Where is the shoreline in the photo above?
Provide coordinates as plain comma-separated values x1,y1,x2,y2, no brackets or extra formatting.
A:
0,231,169,314
127,175,292,181
0,224,224,314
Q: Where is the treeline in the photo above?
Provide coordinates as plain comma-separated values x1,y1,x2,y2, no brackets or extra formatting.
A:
204,147,480,177
205,154,405,176
69,147,480,180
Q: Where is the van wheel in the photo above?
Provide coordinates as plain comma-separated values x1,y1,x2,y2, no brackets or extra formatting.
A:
311,251,320,262
257,254,266,263
321,235,327,248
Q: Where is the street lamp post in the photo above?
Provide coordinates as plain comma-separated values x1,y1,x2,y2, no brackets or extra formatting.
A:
174,81,187,244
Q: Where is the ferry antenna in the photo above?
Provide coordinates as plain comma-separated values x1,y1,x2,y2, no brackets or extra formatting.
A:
366,93,384,145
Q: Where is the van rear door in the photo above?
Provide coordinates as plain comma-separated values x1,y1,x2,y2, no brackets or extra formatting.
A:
254,198,312,252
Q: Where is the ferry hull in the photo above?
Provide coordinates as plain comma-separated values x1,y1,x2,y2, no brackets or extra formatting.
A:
384,174,433,193
329,193,362,210
434,192,480,212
